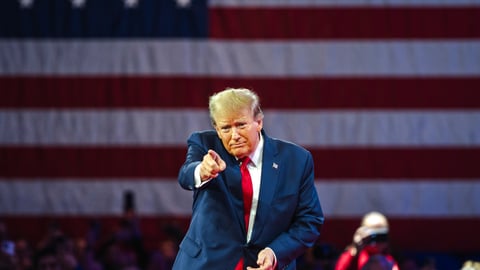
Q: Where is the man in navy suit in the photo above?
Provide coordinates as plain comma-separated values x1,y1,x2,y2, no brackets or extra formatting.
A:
172,88,324,270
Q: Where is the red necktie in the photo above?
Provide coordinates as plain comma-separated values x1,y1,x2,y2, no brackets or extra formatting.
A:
235,156,253,270
241,156,253,231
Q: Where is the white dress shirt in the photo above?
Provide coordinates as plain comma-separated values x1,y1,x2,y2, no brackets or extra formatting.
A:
194,134,264,242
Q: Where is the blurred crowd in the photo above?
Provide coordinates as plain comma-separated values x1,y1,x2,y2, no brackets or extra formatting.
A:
1,211,478,270
0,212,180,270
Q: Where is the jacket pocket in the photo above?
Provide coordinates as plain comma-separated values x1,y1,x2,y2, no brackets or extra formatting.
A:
179,236,201,258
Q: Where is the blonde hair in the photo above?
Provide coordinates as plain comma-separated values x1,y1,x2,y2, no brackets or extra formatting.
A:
209,88,264,126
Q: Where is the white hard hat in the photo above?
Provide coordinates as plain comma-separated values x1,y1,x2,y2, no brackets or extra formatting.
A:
361,211,389,232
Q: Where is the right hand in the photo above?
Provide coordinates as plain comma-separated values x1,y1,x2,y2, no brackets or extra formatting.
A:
199,150,227,181
353,226,370,247
348,226,370,256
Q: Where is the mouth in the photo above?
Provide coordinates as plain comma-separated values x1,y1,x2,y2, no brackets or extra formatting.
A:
230,142,246,149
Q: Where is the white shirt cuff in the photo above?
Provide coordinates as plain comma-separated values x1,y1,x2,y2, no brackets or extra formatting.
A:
194,164,211,188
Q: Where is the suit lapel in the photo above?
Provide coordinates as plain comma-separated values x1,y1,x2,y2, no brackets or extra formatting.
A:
250,135,279,241
222,151,248,235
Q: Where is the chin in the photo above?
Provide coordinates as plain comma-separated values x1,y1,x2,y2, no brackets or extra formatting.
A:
231,149,247,158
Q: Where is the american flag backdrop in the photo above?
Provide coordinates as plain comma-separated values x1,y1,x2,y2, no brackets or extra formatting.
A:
1,0,480,255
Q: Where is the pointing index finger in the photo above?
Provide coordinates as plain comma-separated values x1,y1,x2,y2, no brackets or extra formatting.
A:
208,149,219,162
208,149,226,171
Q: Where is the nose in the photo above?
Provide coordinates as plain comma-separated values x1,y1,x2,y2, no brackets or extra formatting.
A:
231,127,241,139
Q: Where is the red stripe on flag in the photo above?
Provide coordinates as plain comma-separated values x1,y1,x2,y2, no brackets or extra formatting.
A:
1,77,480,109
210,7,480,39
1,147,479,179
1,215,478,252
312,148,480,179
321,217,480,253
0,146,186,179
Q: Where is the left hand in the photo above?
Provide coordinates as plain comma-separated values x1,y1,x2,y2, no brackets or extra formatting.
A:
247,248,276,270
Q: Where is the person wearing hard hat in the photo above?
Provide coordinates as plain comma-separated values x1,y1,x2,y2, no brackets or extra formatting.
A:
334,212,399,270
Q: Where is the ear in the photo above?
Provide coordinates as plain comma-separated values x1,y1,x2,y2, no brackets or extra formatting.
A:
256,118,263,132
214,126,222,138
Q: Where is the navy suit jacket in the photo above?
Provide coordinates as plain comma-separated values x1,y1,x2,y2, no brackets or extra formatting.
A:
172,130,324,270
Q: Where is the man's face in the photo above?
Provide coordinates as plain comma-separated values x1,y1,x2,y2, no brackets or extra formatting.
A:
364,241,389,255
214,108,263,159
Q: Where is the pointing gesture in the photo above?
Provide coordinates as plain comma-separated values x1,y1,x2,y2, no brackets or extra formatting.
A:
199,150,227,181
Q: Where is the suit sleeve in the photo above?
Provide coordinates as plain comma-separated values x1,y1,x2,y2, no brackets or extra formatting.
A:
268,152,324,269
178,132,207,191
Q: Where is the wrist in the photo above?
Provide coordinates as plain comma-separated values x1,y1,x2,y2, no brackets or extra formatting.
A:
349,246,358,256
264,247,277,269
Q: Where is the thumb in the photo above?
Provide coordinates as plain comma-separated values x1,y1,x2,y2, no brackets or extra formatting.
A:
217,157,226,171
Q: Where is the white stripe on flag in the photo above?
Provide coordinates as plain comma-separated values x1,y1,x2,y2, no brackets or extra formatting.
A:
1,109,479,146
1,179,479,217
0,179,193,216
1,40,480,76
318,180,480,217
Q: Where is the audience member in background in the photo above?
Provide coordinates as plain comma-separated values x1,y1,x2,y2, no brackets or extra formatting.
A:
0,221,16,270
147,239,177,270
15,238,34,270
0,250,15,270
147,224,182,270
97,215,146,270
298,243,338,270
398,256,419,270
33,245,61,270
73,236,102,270
361,254,394,270
462,260,480,270
334,212,398,270
418,257,437,270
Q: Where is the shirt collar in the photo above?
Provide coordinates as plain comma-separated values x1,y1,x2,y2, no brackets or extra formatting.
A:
248,132,263,168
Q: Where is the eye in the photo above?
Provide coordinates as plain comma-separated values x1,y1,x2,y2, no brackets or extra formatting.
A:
220,126,231,133
235,121,249,128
